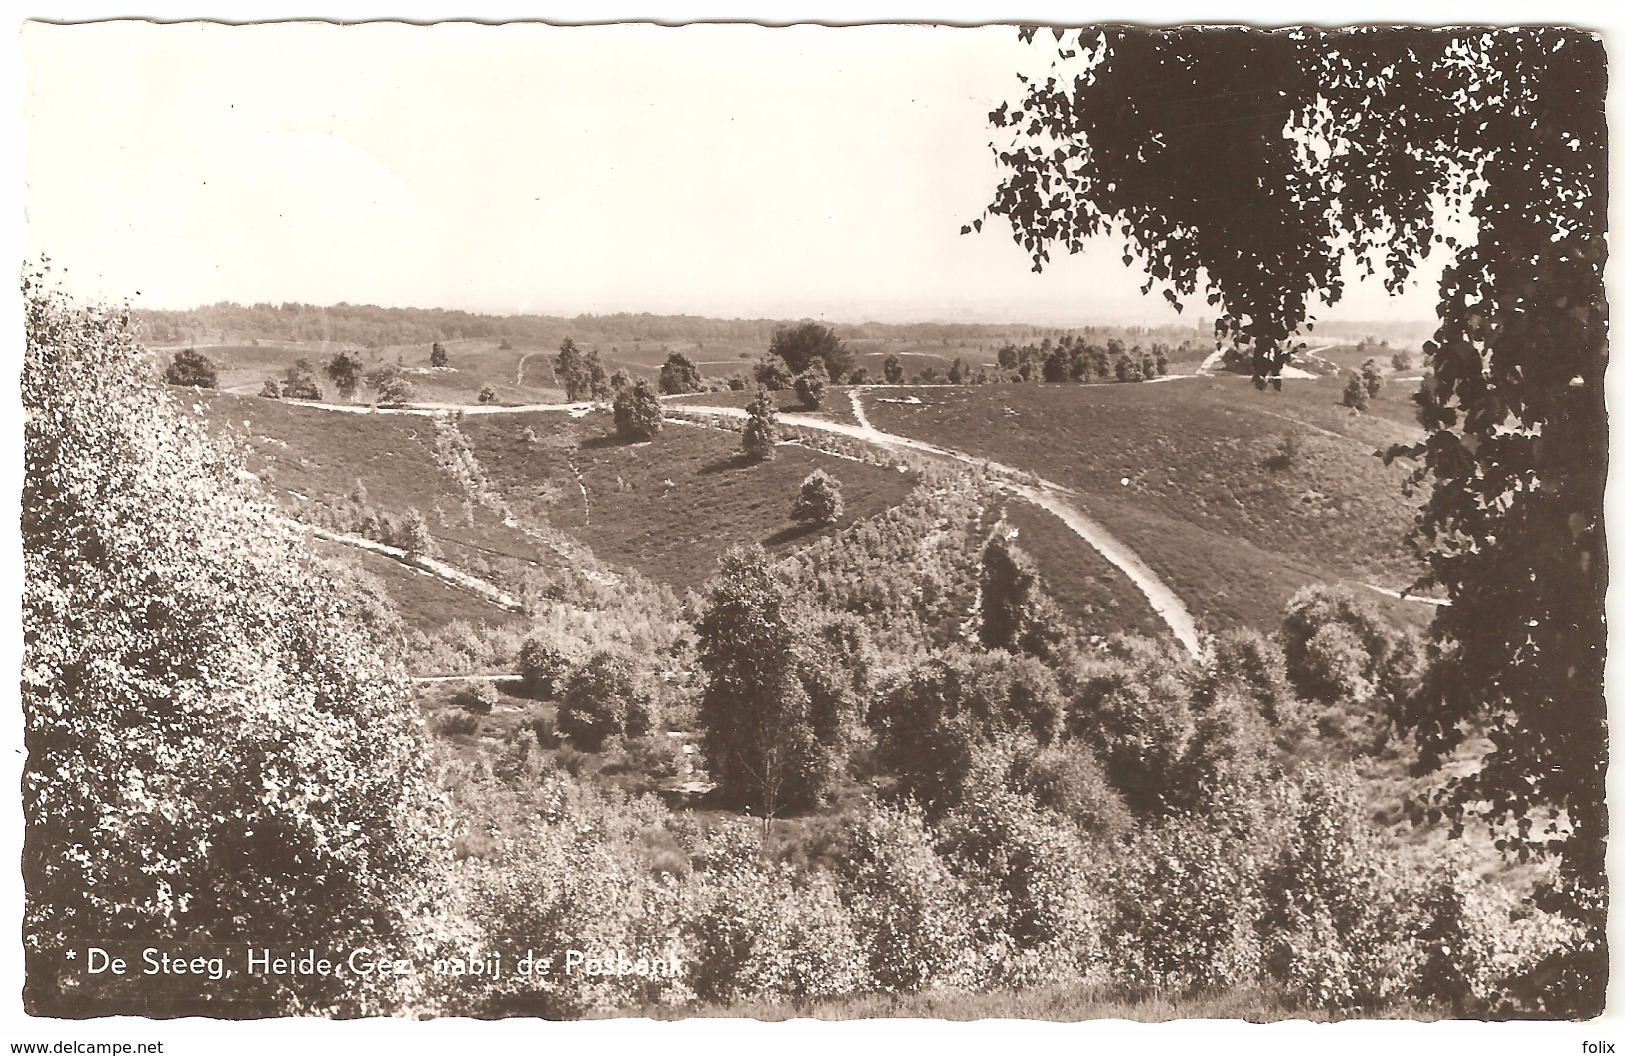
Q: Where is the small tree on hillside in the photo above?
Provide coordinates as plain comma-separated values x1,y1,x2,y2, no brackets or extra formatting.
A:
430,342,449,368
1360,358,1385,399
978,529,1065,662
280,359,323,400
324,351,364,401
398,507,438,557
517,638,574,699
165,348,217,388
609,368,633,393
742,388,777,462
697,546,835,817
585,350,612,402
478,383,496,404
1341,371,1369,411
258,376,281,399
554,337,590,400
612,378,663,441
658,350,704,395
791,469,844,527
794,359,829,409
883,355,905,385
1391,350,1414,372
367,365,415,407
752,356,794,391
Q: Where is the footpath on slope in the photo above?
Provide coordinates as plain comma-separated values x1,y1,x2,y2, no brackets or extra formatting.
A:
303,523,524,612
667,397,1206,658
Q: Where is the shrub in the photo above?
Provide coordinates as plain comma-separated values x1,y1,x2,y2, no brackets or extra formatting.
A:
1280,585,1411,707
741,388,778,462
1064,639,1199,815
557,649,652,750
455,774,691,1017
280,358,323,400
259,376,282,398
751,357,794,391
790,469,844,526
871,647,1066,815
459,680,499,714
1199,627,1300,729
519,638,574,699
940,789,1100,987
1341,371,1369,411
368,364,415,407
324,351,364,400
1360,357,1384,398
1107,813,1264,991
393,506,437,557
882,355,904,384
835,804,978,992
478,383,497,404
793,359,829,409
435,710,481,737
1256,768,1419,1010
612,378,663,441
658,351,703,395
164,347,217,387
684,841,866,1003
1007,740,1133,840
430,341,449,368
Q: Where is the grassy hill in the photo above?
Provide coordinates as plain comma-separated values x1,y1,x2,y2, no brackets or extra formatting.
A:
458,409,919,592
862,376,1431,631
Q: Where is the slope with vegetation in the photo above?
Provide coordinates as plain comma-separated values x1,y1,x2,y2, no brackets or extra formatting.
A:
863,378,1427,630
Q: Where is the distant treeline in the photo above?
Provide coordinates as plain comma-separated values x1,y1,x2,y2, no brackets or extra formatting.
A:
131,301,1212,351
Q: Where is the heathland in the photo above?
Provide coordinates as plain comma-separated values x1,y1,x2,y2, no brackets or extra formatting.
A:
27,290,1581,1021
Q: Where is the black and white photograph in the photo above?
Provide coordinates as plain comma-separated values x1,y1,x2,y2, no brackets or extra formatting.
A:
7,6,1616,1050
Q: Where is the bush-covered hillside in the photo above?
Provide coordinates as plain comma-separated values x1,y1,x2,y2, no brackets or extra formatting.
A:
26,281,1589,1022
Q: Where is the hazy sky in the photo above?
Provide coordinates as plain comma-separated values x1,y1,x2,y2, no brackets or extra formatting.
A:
23,20,1449,325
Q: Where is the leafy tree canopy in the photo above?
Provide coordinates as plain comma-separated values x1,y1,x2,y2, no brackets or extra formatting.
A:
164,347,217,388
769,321,854,383
21,269,447,1016
975,26,1606,985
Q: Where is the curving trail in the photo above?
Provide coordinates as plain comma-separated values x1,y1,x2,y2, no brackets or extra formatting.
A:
668,397,1205,658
